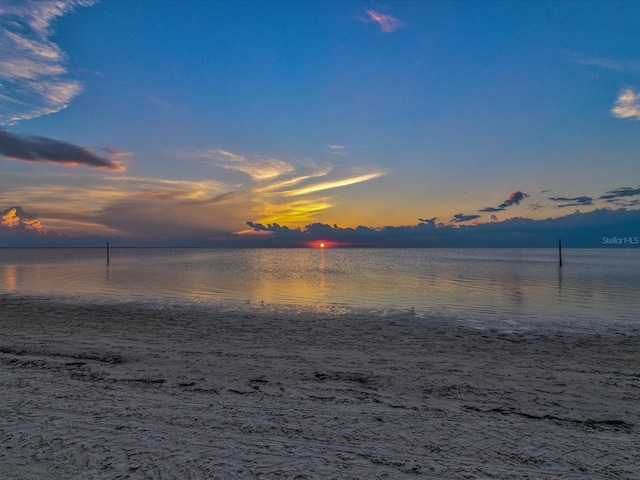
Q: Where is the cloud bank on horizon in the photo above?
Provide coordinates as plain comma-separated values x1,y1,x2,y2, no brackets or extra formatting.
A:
3,204,638,248
246,207,640,248
0,1,639,246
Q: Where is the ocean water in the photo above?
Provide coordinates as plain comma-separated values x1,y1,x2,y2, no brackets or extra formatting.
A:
0,248,638,326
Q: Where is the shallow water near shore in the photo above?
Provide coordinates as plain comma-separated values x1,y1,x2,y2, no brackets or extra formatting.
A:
1,247,638,326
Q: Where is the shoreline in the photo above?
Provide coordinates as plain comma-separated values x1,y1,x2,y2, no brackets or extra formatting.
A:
1,295,638,478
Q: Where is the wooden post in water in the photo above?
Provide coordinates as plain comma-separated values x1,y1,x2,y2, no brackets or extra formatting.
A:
558,238,562,267
107,242,110,264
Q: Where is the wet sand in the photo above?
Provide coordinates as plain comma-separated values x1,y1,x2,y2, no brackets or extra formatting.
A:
0,295,638,479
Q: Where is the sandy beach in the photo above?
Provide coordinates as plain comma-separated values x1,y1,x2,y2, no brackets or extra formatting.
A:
0,295,638,479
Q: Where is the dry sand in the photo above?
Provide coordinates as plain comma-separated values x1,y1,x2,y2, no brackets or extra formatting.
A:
0,295,638,479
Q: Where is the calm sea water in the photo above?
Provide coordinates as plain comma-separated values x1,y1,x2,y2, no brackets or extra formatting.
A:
1,248,638,325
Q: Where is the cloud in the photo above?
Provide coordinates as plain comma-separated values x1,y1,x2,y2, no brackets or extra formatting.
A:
608,199,640,208
1,141,387,241
598,186,640,207
1,205,43,231
549,196,593,208
0,205,63,245
82,170,356,241
0,0,95,124
479,190,529,212
0,130,128,170
362,10,403,33
242,209,640,248
572,54,640,72
328,144,349,156
184,148,295,181
179,147,384,198
279,171,385,196
418,217,437,226
611,88,640,120
599,186,640,200
451,213,481,223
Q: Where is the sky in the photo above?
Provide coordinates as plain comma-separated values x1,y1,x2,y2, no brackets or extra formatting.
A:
1,0,639,247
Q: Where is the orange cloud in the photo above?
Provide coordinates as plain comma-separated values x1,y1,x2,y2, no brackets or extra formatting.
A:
1,206,44,231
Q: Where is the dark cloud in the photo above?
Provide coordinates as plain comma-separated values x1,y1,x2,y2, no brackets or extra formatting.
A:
480,190,529,212
549,196,593,208
245,222,296,235
246,221,268,232
451,213,481,223
0,130,127,170
599,186,640,200
607,198,640,208
418,217,437,225
504,191,527,205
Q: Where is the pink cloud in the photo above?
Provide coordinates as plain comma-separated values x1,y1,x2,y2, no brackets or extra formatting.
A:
364,10,403,33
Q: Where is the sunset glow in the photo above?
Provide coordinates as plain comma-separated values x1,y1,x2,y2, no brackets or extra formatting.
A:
0,1,638,247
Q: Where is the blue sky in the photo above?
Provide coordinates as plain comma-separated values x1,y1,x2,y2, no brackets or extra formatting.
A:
1,0,639,247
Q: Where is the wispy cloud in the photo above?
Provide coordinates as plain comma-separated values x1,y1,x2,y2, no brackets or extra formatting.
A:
179,148,295,181
572,54,640,72
1,144,385,240
328,144,349,156
0,130,128,170
280,172,385,196
0,0,95,124
253,170,332,197
611,88,640,120
362,10,403,33
177,146,385,224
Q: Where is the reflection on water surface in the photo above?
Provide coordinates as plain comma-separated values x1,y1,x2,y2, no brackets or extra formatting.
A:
0,248,638,322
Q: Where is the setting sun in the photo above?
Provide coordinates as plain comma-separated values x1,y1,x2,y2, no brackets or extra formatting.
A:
319,242,325,248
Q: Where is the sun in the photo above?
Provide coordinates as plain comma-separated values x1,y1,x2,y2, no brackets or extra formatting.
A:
319,242,325,248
